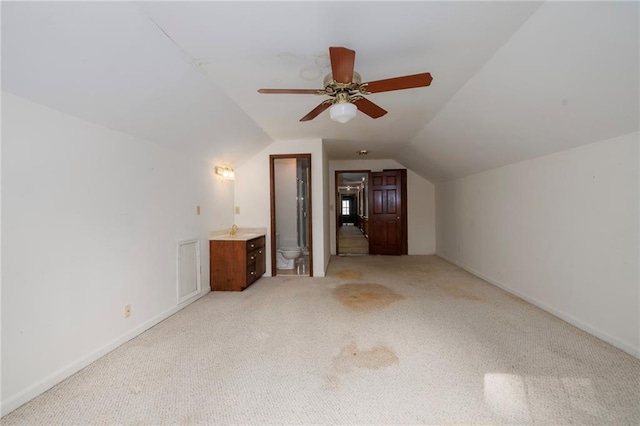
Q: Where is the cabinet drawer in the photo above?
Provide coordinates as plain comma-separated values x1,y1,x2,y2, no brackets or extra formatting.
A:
247,236,265,251
246,263,258,285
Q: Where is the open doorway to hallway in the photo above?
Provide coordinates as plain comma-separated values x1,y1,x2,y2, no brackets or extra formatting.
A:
335,169,408,256
336,171,369,255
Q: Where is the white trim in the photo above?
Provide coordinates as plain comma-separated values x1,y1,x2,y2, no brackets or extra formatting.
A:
177,238,202,304
1,289,210,416
437,253,640,359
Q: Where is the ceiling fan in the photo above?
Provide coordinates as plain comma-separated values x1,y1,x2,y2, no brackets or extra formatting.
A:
257,47,433,123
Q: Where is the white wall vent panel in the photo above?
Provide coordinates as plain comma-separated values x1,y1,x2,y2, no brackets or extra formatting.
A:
177,238,201,303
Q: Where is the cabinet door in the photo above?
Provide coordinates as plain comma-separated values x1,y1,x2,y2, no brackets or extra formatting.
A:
246,248,259,285
255,246,266,277
246,263,258,286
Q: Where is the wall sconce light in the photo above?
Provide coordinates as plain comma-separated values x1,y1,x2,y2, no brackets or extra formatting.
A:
215,165,235,181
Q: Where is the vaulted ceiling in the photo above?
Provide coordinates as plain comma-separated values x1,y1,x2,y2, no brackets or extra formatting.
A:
2,1,638,182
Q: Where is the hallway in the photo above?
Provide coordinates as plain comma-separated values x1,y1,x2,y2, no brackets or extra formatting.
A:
338,224,368,255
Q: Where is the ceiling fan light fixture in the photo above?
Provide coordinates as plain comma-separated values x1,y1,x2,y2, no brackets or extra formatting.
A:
258,47,431,122
329,102,357,123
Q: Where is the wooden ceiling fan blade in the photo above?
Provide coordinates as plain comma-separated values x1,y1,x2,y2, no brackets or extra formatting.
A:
329,47,356,84
354,97,387,119
364,72,433,93
258,88,322,94
300,101,332,122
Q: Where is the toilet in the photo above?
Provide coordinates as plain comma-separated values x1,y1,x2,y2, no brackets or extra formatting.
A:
276,234,301,270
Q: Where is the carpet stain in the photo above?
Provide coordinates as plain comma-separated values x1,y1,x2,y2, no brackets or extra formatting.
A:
417,265,438,276
335,269,363,280
321,374,341,390
333,342,399,374
404,271,432,286
333,283,403,311
440,283,482,301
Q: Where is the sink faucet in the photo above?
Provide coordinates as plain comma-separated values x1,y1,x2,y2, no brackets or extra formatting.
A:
229,224,238,236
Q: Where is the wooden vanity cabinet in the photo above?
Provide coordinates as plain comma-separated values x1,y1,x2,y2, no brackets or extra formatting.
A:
210,236,266,291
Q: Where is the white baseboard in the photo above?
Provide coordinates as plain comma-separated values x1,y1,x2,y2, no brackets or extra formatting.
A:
1,289,210,416
437,253,640,359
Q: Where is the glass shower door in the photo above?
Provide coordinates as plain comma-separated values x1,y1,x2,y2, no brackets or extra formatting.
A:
296,158,310,256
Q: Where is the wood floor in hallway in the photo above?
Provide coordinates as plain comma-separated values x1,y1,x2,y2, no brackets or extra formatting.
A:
338,224,368,255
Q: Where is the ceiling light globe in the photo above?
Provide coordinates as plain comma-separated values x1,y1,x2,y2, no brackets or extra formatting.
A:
330,102,357,123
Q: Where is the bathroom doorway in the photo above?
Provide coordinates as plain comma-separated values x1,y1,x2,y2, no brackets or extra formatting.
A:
270,154,313,276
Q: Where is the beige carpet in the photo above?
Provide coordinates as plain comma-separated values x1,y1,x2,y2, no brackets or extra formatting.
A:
3,255,640,424
338,224,369,255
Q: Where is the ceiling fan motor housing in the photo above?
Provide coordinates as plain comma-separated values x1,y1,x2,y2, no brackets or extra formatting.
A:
323,72,364,101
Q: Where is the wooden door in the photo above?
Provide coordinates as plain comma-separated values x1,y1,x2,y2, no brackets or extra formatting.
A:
369,169,407,255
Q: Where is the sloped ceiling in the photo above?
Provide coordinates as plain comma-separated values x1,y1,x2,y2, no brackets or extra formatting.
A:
397,1,639,181
1,1,274,166
2,1,638,182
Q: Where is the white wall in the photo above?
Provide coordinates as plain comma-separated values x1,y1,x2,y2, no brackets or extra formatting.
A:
329,159,436,255
1,93,234,414
234,139,328,276
436,132,639,357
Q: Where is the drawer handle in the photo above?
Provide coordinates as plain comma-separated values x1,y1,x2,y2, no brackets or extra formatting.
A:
250,256,254,260
250,244,255,248
250,271,255,275
258,250,262,254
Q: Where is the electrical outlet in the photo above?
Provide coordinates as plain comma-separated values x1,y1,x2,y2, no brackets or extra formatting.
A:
235,206,240,214
196,205,201,215
124,304,131,319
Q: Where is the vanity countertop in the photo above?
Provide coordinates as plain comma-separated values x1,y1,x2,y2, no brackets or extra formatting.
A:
209,227,266,242
209,233,264,242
